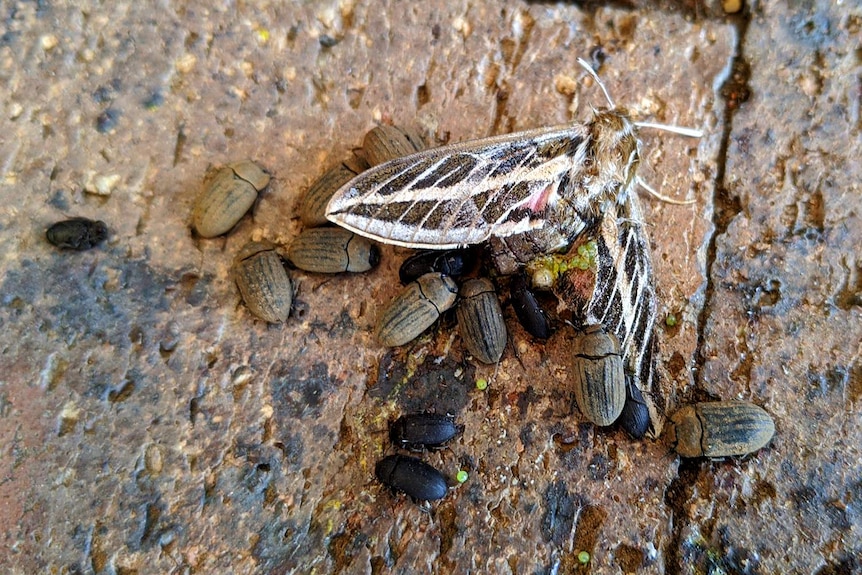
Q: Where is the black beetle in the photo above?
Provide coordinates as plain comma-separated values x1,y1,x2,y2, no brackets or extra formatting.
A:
375,454,448,501
46,217,108,250
398,249,476,285
618,377,651,439
390,413,464,450
510,274,551,339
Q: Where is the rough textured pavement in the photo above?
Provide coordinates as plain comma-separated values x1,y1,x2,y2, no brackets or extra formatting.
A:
0,1,859,573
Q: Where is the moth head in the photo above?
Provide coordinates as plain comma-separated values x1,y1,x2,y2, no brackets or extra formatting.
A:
588,108,641,200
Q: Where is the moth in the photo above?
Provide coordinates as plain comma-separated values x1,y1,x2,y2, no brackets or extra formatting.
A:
325,109,635,269
325,60,699,432
326,59,697,265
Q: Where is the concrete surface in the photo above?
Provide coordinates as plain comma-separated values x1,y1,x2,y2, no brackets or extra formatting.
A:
0,1,858,574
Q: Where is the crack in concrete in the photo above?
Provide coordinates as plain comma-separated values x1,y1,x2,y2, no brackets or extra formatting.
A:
664,10,752,573
693,15,751,391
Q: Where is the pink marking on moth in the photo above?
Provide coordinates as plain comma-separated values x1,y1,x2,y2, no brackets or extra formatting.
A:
526,183,554,213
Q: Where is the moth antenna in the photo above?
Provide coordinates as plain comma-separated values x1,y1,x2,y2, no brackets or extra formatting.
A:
636,177,696,205
634,121,704,138
576,56,703,138
577,57,616,109
576,61,704,139
634,119,701,205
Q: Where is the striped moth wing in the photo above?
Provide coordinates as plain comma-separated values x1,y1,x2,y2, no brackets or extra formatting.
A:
325,110,641,260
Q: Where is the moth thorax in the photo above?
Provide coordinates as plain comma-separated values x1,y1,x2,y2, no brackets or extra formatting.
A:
589,109,640,199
